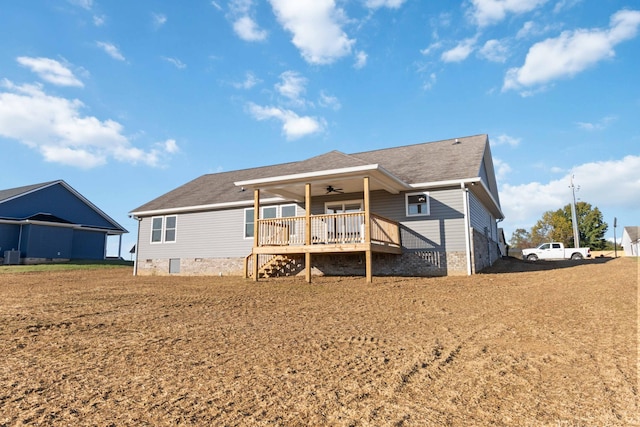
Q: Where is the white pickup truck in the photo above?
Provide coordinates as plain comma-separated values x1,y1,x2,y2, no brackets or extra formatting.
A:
522,242,591,261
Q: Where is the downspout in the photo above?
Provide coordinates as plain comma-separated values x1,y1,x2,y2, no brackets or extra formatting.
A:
133,217,141,276
18,224,23,253
118,234,123,260
462,183,472,276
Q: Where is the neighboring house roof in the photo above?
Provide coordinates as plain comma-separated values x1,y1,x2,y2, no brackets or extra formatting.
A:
0,180,127,233
131,134,502,218
623,226,640,242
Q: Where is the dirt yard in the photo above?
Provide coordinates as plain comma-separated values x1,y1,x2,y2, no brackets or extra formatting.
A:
1,257,637,426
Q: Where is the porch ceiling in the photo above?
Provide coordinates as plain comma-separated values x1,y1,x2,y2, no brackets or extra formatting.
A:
234,164,411,201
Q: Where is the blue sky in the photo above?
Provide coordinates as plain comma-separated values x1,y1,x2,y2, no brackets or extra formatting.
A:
1,0,638,256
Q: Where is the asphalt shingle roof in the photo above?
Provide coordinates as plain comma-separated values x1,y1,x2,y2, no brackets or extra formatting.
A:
0,181,57,204
132,134,490,213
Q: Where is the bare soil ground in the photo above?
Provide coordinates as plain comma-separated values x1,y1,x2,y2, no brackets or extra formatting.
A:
1,257,637,426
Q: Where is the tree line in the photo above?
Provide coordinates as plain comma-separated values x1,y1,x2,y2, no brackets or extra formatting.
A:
509,201,612,250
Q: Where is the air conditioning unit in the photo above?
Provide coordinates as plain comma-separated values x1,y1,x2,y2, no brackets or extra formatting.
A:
4,250,21,265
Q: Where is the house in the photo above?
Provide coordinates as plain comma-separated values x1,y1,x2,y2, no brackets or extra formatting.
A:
621,226,639,257
130,134,504,282
0,180,128,264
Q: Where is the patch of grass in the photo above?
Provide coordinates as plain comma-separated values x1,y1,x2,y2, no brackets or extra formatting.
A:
0,260,133,274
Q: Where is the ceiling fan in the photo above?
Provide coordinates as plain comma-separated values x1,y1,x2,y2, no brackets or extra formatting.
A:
325,185,344,194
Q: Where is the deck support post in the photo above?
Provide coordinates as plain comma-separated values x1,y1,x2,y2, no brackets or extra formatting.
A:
253,188,260,281
364,176,372,283
305,183,312,283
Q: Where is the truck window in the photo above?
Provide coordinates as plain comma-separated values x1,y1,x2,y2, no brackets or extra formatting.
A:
540,244,550,250
552,243,561,249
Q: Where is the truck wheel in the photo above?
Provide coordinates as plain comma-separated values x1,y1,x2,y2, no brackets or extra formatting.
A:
527,254,538,261
570,253,583,260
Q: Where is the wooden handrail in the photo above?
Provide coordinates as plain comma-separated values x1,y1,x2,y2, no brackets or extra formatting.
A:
256,212,400,247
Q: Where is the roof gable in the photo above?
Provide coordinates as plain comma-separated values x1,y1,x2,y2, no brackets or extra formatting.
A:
0,180,127,233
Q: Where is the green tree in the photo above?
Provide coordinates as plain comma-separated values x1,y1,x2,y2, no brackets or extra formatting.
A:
509,228,533,248
528,201,608,249
568,202,608,249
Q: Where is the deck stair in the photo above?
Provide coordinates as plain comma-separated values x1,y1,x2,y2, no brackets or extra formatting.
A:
257,255,303,278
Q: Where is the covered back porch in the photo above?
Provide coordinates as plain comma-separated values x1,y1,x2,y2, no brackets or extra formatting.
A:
236,163,410,283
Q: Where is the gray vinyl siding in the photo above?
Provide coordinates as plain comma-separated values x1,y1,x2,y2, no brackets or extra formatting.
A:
469,191,497,240
396,188,467,252
137,188,470,260
137,203,304,260
311,188,466,252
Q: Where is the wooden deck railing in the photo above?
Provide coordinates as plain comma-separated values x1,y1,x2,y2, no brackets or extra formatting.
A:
256,212,400,248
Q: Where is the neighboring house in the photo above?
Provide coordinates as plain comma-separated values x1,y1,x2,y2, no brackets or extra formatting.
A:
130,134,504,281
621,226,640,257
0,180,128,264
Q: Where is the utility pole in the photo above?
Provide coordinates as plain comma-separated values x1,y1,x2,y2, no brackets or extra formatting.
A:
570,175,580,248
614,217,617,258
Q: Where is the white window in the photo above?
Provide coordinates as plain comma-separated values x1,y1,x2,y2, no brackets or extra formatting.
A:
165,216,177,242
405,192,430,217
244,204,299,239
244,208,255,239
151,217,163,243
262,206,277,219
150,215,178,243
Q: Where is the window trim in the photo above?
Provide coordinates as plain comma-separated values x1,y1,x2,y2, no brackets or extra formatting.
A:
164,215,177,243
244,207,255,239
150,215,178,244
324,199,363,214
244,204,300,239
405,191,430,217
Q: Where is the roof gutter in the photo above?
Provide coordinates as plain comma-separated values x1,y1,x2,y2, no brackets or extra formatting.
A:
0,218,125,235
129,197,286,218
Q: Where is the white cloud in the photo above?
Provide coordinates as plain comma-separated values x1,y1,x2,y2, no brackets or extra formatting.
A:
162,139,179,154
68,0,93,10
17,56,83,87
247,102,326,140
228,0,268,42
211,1,223,11
269,0,355,64
233,16,268,41
492,133,521,147
354,51,368,69
422,72,437,90
503,9,640,93
420,41,442,56
96,41,126,61
0,80,175,168
152,13,167,28
365,0,406,9
500,155,640,233
161,57,187,69
468,0,548,27
576,115,616,131
233,72,261,89
553,0,582,13
275,71,307,104
479,39,509,62
318,91,341,110
93,15,106,26
441,37,477,62
492,157,512,182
